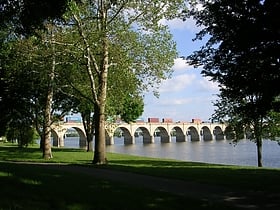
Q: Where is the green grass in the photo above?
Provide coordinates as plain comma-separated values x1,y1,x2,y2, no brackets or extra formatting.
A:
1,143,280,209
2,162,221,210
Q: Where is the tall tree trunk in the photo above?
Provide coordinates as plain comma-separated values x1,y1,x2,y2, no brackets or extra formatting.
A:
92,60,108,163
254,119,263,167
43,108,53,159
256,136,263,167
92,104,107,164
92,2,109,164
43,82,53,159
43,28,55,159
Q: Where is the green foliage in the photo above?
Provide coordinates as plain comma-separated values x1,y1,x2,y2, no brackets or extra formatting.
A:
0,0,69,35
187,0,280,131
1,0,186,162
263,111,280,141
186,0,280,166
187,0,280,118
118,94,144,123
6,126,38,147
0,27,72,142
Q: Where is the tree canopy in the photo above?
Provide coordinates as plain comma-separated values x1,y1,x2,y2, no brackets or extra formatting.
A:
0,0,69,34
186,0,280,167
1,0,185,163
63,0,184,164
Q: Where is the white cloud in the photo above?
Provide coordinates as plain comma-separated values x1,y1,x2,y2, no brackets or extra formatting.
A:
159,74,196,93
197,77,220,92
160,17,202,33
161,98,193,105
172,58,193,71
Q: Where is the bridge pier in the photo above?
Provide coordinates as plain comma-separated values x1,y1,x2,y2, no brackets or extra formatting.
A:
203,134,213,141
79,136,87,149
213,128,226,141
53,136,59,147
188,134,200,141
106,136,114,145
53,134,64,147
59,136,64,147
143,135,154,143
124,135,135,144
161,135,171,143
214,134,225,141
175,134,186,142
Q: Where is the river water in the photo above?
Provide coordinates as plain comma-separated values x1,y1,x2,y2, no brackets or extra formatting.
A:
62,137,280,168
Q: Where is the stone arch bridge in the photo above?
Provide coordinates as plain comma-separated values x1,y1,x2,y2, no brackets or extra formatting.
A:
51,122,231,148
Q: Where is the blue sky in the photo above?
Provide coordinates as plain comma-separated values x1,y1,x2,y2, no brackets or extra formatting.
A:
141,18,220,122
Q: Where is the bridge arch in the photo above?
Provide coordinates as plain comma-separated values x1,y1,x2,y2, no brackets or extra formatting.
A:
52,121,227,147
152,126,170,143
118,126,134,144
64,127,87,148
201,126,213,141
171,126,186,142
214,126,224,140
135,126,152,144
51,123,87,148
187,126,200,141
224,126,235,140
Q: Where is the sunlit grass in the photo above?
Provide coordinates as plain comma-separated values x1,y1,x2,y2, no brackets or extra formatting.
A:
20,178,42,185
0,171,11,177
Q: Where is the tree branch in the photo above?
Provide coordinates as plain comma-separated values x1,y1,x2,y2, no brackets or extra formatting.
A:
107,1,128,25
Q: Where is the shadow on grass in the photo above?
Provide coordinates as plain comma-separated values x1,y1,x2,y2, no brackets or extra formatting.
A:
0,162,227,210
107,159,280,192
1,144,280,209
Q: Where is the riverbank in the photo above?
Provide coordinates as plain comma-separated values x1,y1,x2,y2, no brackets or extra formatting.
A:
1,144,280,209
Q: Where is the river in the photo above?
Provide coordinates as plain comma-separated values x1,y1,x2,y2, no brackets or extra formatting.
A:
62,137,280,168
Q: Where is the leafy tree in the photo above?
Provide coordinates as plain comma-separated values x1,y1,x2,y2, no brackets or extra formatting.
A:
0,32,39,141
186,0,280,167
0,0,69,34
43,15,145,152
1,0,186,164
0,24,72,158
63,0,185,164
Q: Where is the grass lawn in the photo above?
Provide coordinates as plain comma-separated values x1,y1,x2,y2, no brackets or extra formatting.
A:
1,162,222,210
0,143,280,209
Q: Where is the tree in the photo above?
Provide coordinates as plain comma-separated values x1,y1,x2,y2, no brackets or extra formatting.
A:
0,24,71,158
54,20,145,152
63,0,185,164
1,0,186,164
0,31,41,145
0,0,69,35
186,0,280,167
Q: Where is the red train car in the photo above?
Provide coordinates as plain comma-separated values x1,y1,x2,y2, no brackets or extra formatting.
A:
191,118,202,124
148,117,160,123
162,118,173,123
